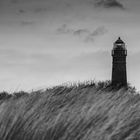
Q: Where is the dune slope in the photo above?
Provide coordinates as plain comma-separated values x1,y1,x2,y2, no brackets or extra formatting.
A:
0,82,139,140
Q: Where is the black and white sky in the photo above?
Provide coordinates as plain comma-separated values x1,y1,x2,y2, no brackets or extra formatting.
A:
0,0,140,91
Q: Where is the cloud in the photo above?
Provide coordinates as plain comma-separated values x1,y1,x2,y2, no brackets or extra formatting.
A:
19,9,26,14
57,24,90,36
85,26,108,42
57,24,108,42
73,29,89,36
94,0,124,9
11,0,19,4
34,7,48,13
56,24,73,34
20,21,34,26
18,7,49,15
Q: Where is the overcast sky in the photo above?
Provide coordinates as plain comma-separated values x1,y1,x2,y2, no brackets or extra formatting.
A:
0,0,140,92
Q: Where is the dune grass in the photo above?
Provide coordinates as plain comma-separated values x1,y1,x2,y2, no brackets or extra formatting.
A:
0,81,139,140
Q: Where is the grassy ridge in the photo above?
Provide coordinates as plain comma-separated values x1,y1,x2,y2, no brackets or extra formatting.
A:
0,81,139,140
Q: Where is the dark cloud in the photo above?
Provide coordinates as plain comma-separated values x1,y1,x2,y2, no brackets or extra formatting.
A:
1,0,125,15
57,24,108,42
94,0,124,9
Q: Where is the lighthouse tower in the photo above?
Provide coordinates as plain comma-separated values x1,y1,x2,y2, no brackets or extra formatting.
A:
111,37,127,86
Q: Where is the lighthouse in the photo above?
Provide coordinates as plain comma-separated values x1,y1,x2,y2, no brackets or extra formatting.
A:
111,37,127,86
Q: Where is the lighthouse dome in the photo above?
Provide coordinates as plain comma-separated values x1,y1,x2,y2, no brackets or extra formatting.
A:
115,37,124,44
113,37,126,50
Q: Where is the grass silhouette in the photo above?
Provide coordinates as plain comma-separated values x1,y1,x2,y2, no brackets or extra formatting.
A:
0,80,139,140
